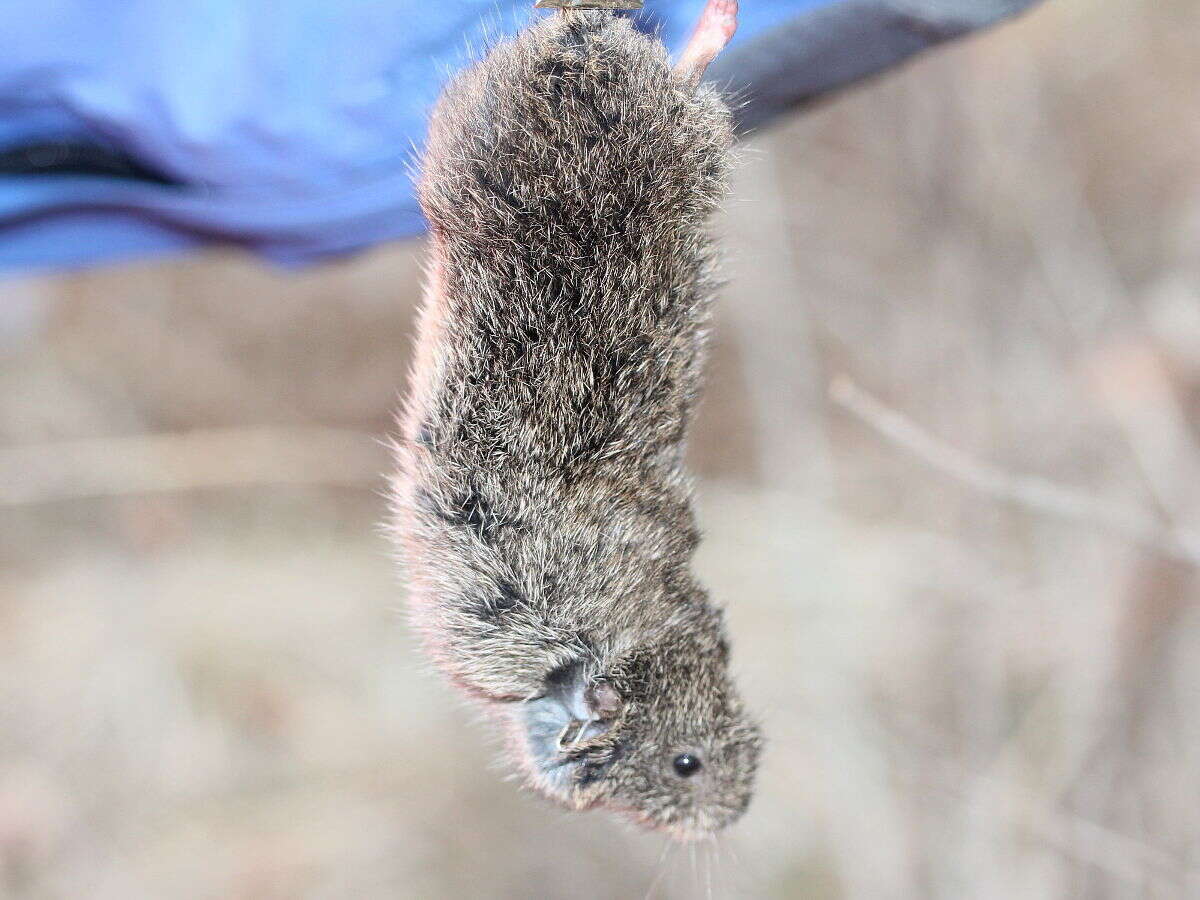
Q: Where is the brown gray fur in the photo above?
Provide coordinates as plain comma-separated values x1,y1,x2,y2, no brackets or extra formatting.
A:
390,8,761,839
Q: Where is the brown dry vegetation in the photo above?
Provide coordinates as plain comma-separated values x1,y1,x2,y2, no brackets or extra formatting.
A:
2,0,1199,896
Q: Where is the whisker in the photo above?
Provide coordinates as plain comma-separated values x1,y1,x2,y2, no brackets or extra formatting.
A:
700,840,710,900
642,838,674,900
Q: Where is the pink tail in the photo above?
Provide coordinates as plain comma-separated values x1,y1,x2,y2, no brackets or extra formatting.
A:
674,0,739,87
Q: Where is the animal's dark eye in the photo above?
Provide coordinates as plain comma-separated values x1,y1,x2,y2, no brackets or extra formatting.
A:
672,753,702,778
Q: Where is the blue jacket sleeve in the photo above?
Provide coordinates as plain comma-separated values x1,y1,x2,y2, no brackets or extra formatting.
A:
0,0,1040,272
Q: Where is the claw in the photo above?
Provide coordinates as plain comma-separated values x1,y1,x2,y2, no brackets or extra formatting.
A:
557,718,590,749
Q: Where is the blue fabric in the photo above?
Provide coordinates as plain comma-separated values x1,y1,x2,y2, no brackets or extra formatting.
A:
0,1,1022,271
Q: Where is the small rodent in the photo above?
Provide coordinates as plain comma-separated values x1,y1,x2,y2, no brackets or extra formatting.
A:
391,0,760,840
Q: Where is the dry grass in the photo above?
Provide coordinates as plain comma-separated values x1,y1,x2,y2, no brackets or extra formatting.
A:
2,0,1199,896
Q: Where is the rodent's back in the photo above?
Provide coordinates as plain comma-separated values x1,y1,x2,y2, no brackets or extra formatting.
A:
400,11,736,699
416,11,733,470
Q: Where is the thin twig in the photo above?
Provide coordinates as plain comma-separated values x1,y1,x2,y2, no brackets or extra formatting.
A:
925,758,1197,894
829,376,1200,567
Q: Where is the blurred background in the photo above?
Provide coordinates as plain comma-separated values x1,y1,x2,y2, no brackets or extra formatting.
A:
3,0,1200,896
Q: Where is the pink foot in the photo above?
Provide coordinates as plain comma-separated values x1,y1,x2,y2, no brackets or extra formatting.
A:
675,0,739,87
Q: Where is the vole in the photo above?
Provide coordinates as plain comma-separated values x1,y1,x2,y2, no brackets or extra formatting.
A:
390,0,759,840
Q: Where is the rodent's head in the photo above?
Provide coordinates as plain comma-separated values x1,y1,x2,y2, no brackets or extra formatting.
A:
515,616,761,840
